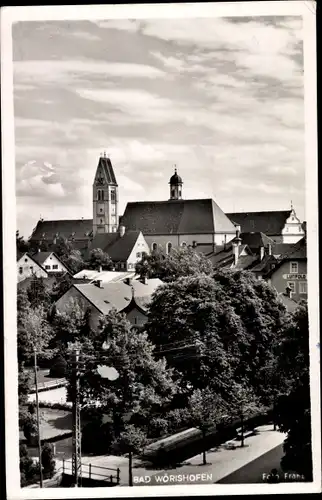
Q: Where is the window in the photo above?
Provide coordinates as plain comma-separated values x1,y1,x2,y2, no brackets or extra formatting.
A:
30,266,33,272
181,241,187,248
290,262,298,274
45,265,50,270
19,267,23,274
299,282,307,294
152,242,157,252
101,190,104,201
128,263,133,269
111,190,116,202
24,258,28,263
166,242,172,254
100,208,103,213
100,219,103,224
287,281,296,293
53,265,58,270
136,252,141,258
98,190,101,201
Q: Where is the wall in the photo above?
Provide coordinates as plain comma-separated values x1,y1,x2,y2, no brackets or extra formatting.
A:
125,305,147,327
17,254,48,282
281,210,305,244
144,233,235,254
126,232,150,270
42,254,68,274
55,286,101,330
269,259,307,302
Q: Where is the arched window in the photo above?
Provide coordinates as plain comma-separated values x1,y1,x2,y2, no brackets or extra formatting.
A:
166,242,172,254
98,190,101,201
181,241,187,248
152,242,157,252
101,190,104,201
111,189,116,202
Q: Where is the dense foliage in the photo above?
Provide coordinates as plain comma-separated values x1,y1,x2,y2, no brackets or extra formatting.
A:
136,247,213,282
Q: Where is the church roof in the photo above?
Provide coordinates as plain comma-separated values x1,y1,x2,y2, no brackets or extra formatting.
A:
121,199,236,235
227,210,292,236
89,230,142,261
96,156,118,185
29,219,93,242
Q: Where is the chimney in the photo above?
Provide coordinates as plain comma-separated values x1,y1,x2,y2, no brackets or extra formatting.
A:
119,225,125,237
268,243,272,256
232,242,239,266
285,286,292,298
95,280,103,289
260,246,265,261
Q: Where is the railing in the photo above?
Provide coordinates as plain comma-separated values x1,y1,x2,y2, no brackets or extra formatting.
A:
29,378,67,393
60,459,120,484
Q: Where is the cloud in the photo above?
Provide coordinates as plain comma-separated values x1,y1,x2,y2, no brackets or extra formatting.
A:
16,160,65,198
93,19,141,32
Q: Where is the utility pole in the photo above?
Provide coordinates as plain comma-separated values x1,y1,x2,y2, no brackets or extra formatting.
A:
33,348,43,488
71,348,82,487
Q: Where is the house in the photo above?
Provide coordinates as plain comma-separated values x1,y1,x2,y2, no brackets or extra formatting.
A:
227,205,305,244
73,269,136,283
55,277,163,329
17,252,48,282
265,237,307,302
87,227,150,271
31,252,70,275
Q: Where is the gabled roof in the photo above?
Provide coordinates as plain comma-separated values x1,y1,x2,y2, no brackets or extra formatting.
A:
227,210,292,236
279,237,306,259
17,251,48,272
239,232,275,252
208,241,256,269
121,199,236,235
95,156,117,185
31,251,54,265
29,219,93,242
89,230,142,261
73,278,163,315
251,254,278,273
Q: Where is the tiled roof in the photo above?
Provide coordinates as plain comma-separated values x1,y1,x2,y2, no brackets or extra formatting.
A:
234,255,258,270
96,156,117,185
89,230,142,261
271,243,296,257
73,278,163,315
239,232,275,252
32,251,53,265
121,199,236,235
279,237,306,259
227,210,292,236
208,242,256,270
251,254,277,273
29,219,93,242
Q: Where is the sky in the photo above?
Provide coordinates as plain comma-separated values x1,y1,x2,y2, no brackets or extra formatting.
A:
12,16,305,238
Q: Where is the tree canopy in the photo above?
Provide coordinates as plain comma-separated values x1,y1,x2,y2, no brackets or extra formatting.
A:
145,270,287,400
136,247,213,282
86,248,114,271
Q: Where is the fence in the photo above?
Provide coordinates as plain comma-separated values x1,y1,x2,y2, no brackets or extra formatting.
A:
60,459,120,485
29,378,67,393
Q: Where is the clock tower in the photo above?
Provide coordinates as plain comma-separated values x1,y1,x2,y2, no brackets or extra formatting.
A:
93,153,119,236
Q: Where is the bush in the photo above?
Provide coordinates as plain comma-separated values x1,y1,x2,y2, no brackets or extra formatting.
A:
38,401,71,411
49,355,68,378
41,442,56,478
81,420,114,455
19,444,38,486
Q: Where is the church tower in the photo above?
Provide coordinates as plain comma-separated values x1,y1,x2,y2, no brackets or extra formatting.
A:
169,166,183,200
93,153,118,236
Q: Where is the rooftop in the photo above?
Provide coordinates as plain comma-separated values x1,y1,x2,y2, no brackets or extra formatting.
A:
227,210,292,236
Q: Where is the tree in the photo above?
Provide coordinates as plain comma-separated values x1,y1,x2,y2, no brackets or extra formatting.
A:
187,388,228,464
86,248,114,271
60,249,85,275
26,277,52,309
275,301,312,480
230,383,263,447
146,271,287,399
112,425,147,486
136,247,213,282
53,236,73,258
50,273,73,302
68,311,177,448
49,354,68,377
19,444,38,487
16,230,30,253
41,443,56,478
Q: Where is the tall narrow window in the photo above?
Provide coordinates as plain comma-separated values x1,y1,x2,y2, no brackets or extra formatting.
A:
152,242,157,252
166,242,172,254
98,190,101,201
101,190,104,201
299,282,307,294
111,189,116,202
290,262,298,274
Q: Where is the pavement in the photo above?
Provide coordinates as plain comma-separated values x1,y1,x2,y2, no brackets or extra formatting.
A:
56,425,287,487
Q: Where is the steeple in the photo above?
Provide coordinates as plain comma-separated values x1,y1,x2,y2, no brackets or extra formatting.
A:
169,165,183,200
93,153,118,236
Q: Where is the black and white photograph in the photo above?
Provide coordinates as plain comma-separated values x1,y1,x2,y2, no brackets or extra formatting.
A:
1,1,320,498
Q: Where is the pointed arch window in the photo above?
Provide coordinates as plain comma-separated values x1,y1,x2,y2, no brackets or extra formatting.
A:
166,242,172,254
152,242,157,252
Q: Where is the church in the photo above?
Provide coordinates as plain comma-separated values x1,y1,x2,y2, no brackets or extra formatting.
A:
29,154,305,256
